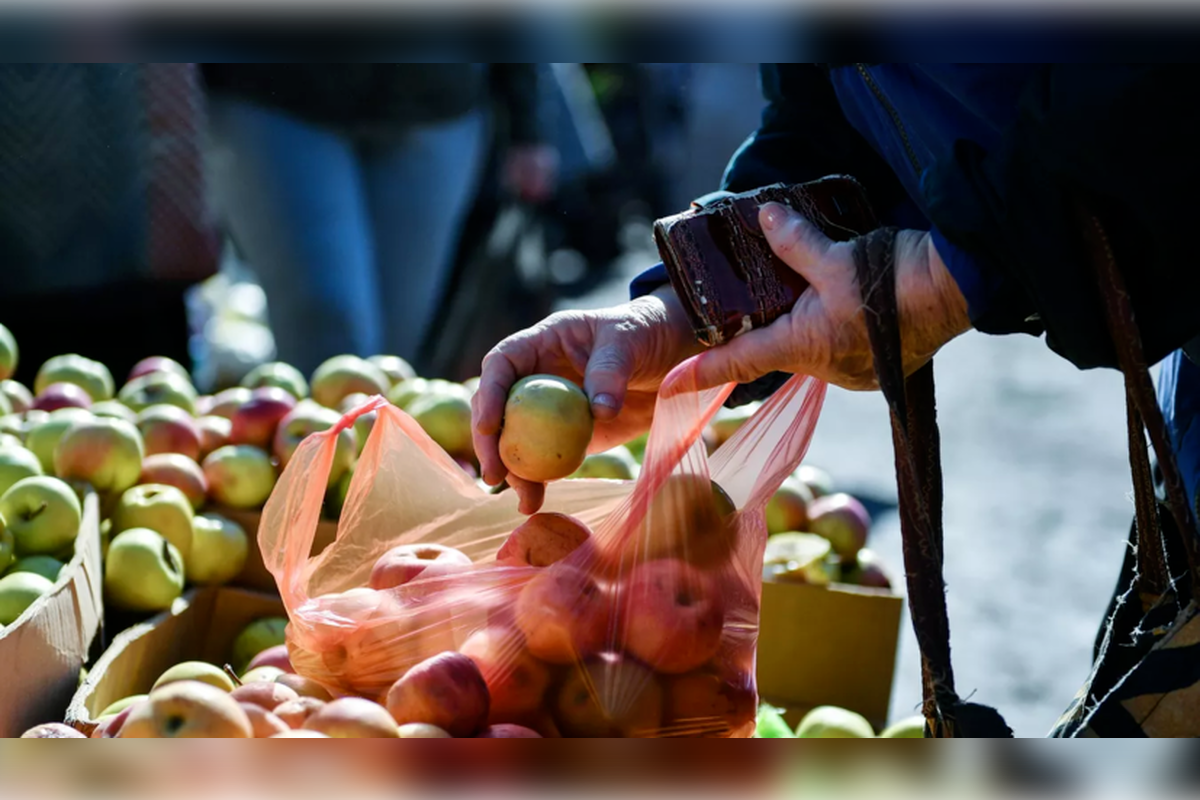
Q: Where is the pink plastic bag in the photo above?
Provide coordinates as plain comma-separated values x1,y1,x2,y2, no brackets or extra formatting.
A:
261,359,825,737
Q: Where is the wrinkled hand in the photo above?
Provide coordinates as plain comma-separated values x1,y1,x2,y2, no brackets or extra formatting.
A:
503,144,559,204
688,202,972,393
472,286,702,514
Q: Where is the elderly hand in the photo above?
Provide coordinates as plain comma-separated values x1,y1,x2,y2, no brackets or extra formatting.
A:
472,285,702,513
687,202,972,393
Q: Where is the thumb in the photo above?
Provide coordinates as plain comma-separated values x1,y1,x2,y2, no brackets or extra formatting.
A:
583,335,634,422
760,202,838,290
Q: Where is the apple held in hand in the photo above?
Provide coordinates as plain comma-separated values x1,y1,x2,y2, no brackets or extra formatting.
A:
498,512,594,568
139,453,208,510
241,361,309,400
807,493,871,561
202,445,276,509
0,444,43,497
620,559,725,675
385,651,490,738
104,527,185,612
230,387,296,450
515,563,609,664
119,371,198,414
32,382,93,412
53,417,145,496
112,483,194,557
35,354,114,402
0,571,54,625
136,404,201,460
498,375,593,483
0,476,82,556
120,681,252,738
0,323,16,381
310,355,390,409
368,543,472,591
186,513,249,586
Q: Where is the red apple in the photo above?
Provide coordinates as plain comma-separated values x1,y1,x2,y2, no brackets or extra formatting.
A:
128,356,189,383
764,477,813,535
841,547,893,589
53,417,145,495
384,651,490,737
230,387,296,449
555,654,664,737
497,513,594,568
91,704,137,738
247,644,295,674
273,697,326,729
231,681,299,711
196,415,232,459
807,493,871,560
663,671,757,737
202,444,276,509
459,626,553,721
208,387,252,420
617,475,737,569
369,543,472,591
514,564,610,664
136,404,201,460
21,722,86,738
139,453,208,510
477,724,542,737
620,559,725,675
33,382,92,412
195,395,214,416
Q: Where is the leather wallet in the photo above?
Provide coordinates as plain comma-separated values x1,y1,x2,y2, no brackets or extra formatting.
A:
653,177,878,347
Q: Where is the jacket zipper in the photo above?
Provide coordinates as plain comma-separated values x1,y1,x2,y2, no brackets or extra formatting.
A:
856,64,923,175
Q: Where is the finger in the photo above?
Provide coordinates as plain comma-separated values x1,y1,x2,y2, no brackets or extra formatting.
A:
759,202,838,290
583,334,634,423
686,323,800,394
474,341,533,485
509,473,546,515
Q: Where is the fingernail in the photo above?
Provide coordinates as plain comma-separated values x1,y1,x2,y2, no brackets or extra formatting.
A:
592,393,618,411
760,202,787,232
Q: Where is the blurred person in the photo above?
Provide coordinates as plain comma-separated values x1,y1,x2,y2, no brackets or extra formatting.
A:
0,63,218,385
202,63,554,376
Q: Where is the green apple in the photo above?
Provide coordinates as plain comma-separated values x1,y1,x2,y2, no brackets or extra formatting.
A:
53,417,145,495
0,571,53,625
708,402,760,448
624,432,649,464
0,381,32,415
765,478,814,535
0,413,23,438
0,515,13,573
0,434,20,450
0,392,10,417
367,355,416,386
90,400,138,424
386,377,428,410
25,408,93,472
98,694,149,719
755,705,796,738
795,706,875,738
569,446,639,480
230,617,288,675
5,555,64,582
118,371,197,414
34,354,114,402
310,355,390,409
880,716,925,738
272,402,356,486
0,476,82,556
242,361,309,400
153,661,236,693
202,445,276,509
0,445,42,496
104,528,185,612
0,323,17,381
407,389,473,459
794,464,835,499
112,484,194,558
186,513,249,586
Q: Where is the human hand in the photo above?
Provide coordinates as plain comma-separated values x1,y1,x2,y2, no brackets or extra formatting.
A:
472,286,702,514
503,144,559,204
687,202,971,393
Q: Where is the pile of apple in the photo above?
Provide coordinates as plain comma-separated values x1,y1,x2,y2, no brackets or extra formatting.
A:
755,704,924,738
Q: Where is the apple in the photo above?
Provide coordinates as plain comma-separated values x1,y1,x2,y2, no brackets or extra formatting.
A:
570,446,639,480
240,666,285,685
153,661,237,693
21,723,87,738
398,723,452,738
120,681,253,738
762,532,835,585
707,403,760,448
35,354,114,402
514,564,609,664
664,671,757,737
5,555,64,582
0,380,33,414
112,483,194,557
33,381,93,412
498,375,593,482
0,518,12,573
0,444,43,497
196,415,233,459
765,477,813,535
0,434,19,450
303,697,399,738
385,651,490,737
0,323,16,381
310,355,390,409
272,697,326,728
231,681,298,711
230,387,296,449
139,453,208,510
92,704,138,738
98,695,148,718
0,571,54,624
270,729,328,738
103,527,185,612
208,387,252,420
368,543,472,590
620,559,725,675
242,703,290,738
807,493,871,560
795,464,835,499
273,402,356,486
128,357,189,383
24,407,92,472
0,413,22,439
90,400,137,424
408,391,473,460
795,705,875,738
0,476,82,556
53,416,145,495
880,716,926,738
275,675,333,703
195,396,214,416
241,361,309,400
555,654,664,737
136,404,201,460
186,512,249,586
460,626,553,721
247,644,294,674
367,355,416,386
497,513,594,568
626,475,737,568
387,377,428,410
0,392,11,418
462,377,480,396
231,616,288,675
118,371,198,414
841,547,893,589
202,445,276,509
477,724,542,738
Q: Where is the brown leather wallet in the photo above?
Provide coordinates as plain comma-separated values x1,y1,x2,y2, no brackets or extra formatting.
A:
653,177,879,347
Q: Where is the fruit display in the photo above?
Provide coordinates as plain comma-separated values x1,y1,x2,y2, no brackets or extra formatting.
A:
753,703,925,738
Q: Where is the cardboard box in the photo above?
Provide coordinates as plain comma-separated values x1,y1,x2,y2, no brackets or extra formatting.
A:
212,506,338,595
756,578,904,732
0,490,102,738
66,586,284,735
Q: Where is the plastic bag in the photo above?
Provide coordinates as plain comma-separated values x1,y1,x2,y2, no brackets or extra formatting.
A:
261,359,826,737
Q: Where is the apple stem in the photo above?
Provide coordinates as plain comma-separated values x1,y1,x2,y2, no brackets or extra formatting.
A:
224,664,244,687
